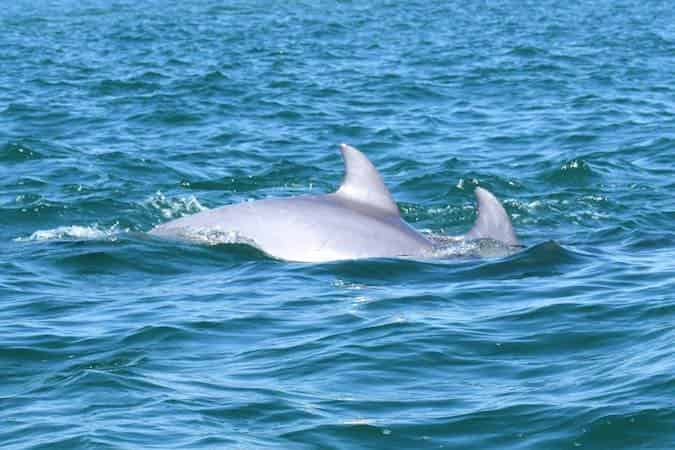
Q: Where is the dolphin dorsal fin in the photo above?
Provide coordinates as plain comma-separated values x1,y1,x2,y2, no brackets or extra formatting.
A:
335,144,400,216
465,187,519,246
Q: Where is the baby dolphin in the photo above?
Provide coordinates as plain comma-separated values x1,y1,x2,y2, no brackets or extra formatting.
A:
150,144,519,262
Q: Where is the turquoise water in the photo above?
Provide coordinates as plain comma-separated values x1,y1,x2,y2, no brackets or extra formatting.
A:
2,0,675,448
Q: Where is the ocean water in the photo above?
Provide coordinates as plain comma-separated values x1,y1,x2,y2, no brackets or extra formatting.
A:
2,0,675,448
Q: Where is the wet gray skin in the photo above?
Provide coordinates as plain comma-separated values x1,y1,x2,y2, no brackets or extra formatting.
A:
150,144,519,262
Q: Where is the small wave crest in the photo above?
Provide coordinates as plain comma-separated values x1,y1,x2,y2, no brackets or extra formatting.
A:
167,227,259,248
14,224,125,242
460,240,586,279
0,141,43,162
425,234,520,259
546,158,596,185
143,191,207,220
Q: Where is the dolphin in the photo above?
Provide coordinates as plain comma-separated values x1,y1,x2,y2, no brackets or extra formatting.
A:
149,144,519,262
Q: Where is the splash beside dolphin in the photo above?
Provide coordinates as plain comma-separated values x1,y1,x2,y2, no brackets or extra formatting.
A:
150,144,519,262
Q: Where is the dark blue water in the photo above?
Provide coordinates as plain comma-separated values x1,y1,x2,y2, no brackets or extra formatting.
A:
2,0,675,448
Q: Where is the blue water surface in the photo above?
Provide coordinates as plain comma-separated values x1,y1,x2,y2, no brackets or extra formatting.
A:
2,0,675,448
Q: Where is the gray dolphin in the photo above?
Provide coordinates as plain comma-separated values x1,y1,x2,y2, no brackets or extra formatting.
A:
149,144,519,262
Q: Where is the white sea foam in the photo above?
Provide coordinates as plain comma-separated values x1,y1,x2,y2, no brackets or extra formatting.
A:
14,224,124,242
144,191,207,220
172,227,258,247
424,234,516,258
342,418,376,426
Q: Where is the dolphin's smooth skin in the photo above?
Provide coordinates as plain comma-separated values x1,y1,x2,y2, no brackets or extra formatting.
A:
150,144,519,262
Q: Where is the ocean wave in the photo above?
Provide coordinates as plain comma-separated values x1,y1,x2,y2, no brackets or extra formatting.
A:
143,191,207,220
546,158,597,185
426,235,519,259
165,227,259,247
0,141,44,162
13,224,125,242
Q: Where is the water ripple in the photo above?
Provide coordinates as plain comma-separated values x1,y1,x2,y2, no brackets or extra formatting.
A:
2,0,675,448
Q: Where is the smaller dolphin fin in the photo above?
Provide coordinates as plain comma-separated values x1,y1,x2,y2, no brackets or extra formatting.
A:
335,144,400,216
465,187,519,246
